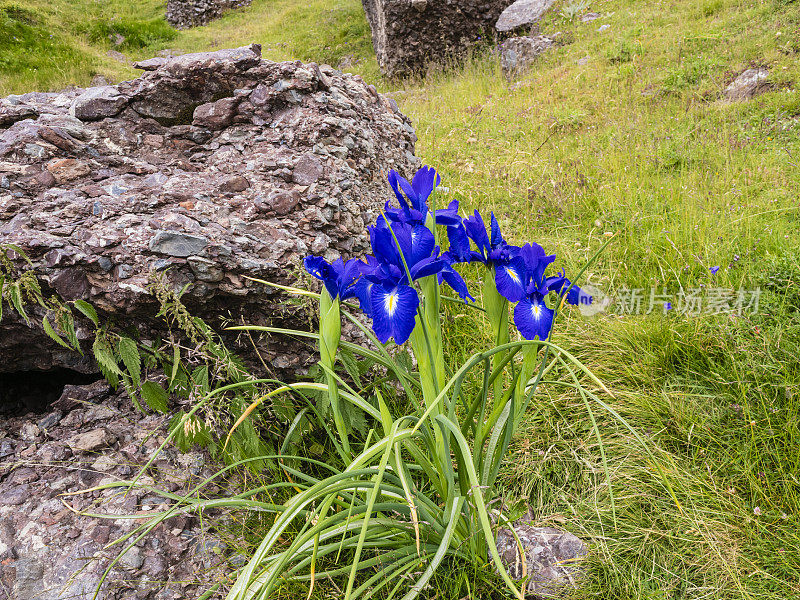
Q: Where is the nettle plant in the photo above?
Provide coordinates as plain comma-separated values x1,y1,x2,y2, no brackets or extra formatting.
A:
222,165,615,600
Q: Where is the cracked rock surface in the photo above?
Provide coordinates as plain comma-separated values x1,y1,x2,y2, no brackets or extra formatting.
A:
0,44,419,377
361,0,515,78
0,381,234,600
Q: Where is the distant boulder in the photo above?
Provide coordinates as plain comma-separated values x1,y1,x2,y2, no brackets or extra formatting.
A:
166,0,253,29
499,35,555,77
724,68,771,101
495,0,557,34
361,0,515,78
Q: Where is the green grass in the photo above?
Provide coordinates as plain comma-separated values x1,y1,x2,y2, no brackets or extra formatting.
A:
0,0,378,95
4,0,800,597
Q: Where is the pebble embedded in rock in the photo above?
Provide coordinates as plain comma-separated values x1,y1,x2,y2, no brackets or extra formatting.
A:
9,467,39,485
148,231,209,258
265,189,301,216
0,439,16,458
50,268,91,301
187,256,225,282
20,422,40,442
0,484,30,506
45,158,91,184
193,97,240,130
218,175,250,193
10,557,44,598
292,153,323,185
67,428,116,453
119,546,145,570
91,453,119,472
37,411,62,431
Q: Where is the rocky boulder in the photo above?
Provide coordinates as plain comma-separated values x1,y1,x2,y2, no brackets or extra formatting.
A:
499,35,555,77
166,0,253,29
0,44,419,376
724,68,771,101
361,0,515,78
495,521,588,597
495,0,557,34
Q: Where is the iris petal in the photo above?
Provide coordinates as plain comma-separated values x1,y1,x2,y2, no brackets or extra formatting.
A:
434,199,462,227
388,170,411,210
408,224,435,266
369,223,401,267
410,256,447,281
304,256,339,298
370,284,419,344
351,278,374,315
464,210,490,258
490,212,504,249
439,266,475,302
493,256,527,302
411,166,440,213
444,223,471,264
513,294,554,341
520,242,556,294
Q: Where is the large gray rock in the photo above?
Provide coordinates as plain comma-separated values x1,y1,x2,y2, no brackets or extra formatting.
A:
499,35,555,76
495,0,557,33
69,86,127,121
361,0,515,78
0,44,419,376
724,68,771,101
166,0,253,29
495,522,588,597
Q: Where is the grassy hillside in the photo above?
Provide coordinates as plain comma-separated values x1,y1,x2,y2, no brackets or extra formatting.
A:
0,0,378,94
3,0,800,597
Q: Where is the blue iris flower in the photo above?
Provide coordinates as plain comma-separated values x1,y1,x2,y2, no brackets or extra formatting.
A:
512,243,556,340
462,210,527,302
512,243,591,341
363,218,472,344
304,256,367,301
385,167,462,227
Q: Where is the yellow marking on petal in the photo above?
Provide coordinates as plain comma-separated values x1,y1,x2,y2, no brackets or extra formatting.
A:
507,268,521,284
385,290,398,316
